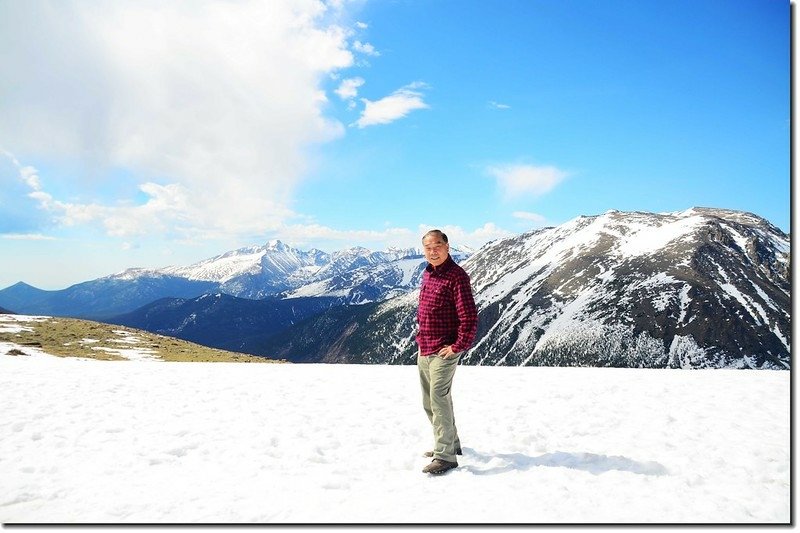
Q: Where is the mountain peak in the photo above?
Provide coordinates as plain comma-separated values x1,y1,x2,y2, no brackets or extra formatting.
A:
107,268,163,281
9,281,37,289
266,239,288,251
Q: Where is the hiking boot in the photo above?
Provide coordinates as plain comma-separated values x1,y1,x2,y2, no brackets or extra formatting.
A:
424,447,462,458
422,458,458,475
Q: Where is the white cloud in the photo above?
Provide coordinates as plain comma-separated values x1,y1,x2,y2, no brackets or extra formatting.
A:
282,223,414,245
264,219,513,254
0,0,355,240
513,211,547,224
487,163,569,199
353,40,379,56
355,21,368,29
1,233,56,241
1,150,43,192
489,101,511,110
19,167,42,191
354,82,429,128
335,77,365,100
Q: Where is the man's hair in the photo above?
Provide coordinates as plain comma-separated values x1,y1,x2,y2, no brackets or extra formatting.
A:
422,229,448,243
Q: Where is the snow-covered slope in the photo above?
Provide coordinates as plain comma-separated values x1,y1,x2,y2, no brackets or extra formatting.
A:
0,351,789,523
162,242,293,282
284,256,427,303
463,208,789,368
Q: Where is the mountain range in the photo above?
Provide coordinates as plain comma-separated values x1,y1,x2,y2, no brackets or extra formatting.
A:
0,240,467,318
0,207,790,368
254,208,790,369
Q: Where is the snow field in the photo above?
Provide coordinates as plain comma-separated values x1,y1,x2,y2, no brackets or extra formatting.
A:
0,355,789,523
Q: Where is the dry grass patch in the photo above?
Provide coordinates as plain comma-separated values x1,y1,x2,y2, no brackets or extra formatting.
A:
0,315,284,363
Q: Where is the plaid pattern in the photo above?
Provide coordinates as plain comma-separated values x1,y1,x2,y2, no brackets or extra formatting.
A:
416,256,478,355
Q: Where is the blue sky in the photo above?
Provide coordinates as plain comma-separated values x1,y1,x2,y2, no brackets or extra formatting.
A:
0,0,790,289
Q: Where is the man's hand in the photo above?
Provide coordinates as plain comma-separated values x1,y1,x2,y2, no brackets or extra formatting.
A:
438,345,459,359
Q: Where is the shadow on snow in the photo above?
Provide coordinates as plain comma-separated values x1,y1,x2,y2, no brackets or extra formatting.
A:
461,448,669,477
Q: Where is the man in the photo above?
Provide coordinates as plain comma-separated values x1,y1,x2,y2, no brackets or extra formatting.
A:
417,229,478,475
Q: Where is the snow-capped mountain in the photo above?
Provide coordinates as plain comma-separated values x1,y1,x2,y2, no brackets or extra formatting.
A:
464,207,789,368
159,240,330,298
284,256,427,304
282,248,470,304
258,208,790,369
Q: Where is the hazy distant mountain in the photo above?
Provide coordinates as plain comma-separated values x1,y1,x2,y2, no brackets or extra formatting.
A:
0,276,218,319
257,208,790,369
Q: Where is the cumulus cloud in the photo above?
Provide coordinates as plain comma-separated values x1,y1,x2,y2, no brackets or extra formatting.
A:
0,0,355,240
335,77,365,100
354,82,429,128
0,150,52,235
487,163,569,200
353,40,379,56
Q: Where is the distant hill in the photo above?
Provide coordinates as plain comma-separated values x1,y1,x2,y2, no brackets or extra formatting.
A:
105,293,341,355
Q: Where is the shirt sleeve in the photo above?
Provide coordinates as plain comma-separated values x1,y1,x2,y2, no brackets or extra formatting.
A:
451,272,478,353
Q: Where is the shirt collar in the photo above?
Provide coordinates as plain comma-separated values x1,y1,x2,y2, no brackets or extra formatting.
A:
426,254,454,274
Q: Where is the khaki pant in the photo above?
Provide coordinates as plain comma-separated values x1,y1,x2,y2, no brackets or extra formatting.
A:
417,353,462,462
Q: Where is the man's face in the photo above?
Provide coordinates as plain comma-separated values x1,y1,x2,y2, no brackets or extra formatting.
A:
422,235,449,268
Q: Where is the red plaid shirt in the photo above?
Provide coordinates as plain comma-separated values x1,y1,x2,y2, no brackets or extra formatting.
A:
416,255,478,356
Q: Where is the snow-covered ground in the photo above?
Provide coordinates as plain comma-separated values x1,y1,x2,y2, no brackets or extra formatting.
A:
0,351,789,524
